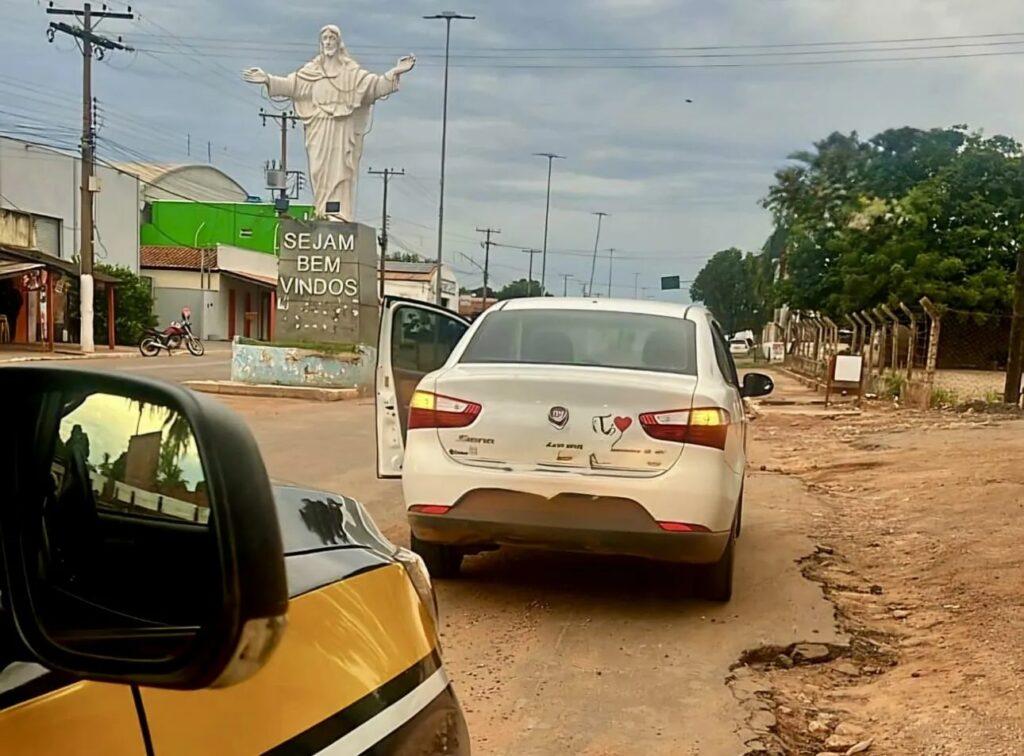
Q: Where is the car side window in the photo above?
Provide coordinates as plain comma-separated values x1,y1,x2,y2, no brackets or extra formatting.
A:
391,305,468,374
710,321,740,387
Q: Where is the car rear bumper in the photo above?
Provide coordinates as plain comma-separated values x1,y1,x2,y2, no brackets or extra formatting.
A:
409,490,732,564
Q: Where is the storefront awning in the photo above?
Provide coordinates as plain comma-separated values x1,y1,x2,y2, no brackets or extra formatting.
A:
220,267,278,290
0,246,120,284
0,260,43,280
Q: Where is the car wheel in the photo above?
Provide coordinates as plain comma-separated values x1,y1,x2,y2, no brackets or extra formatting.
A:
410,532,463,579
697,529,735,602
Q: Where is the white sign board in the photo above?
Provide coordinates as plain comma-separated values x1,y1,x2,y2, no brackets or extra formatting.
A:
833,354,863,383
769,342,785,363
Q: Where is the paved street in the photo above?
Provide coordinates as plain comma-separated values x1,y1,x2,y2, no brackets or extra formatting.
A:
48,341,235,382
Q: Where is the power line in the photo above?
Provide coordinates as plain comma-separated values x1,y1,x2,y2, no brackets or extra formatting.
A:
122,29,1024,52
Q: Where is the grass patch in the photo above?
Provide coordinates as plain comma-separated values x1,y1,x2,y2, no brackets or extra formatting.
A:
929,386,958,408
236,337,358,356
881,372,906,399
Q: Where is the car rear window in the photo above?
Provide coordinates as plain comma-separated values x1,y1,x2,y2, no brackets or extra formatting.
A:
460,309,697,375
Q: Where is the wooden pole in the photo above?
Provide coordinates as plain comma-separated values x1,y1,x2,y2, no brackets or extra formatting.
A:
107,282,115,349
46,271,55,352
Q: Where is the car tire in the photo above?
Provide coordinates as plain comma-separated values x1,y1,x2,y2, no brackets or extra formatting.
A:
411,533,463,579
697,527,735,602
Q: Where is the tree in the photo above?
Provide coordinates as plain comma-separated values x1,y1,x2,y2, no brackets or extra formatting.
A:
385,251,424,263
496,279,545,300
760,125,1023,316
689,248,769,335
93,264,157,345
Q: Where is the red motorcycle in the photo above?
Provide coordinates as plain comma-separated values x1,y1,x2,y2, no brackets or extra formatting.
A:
138,307,205,357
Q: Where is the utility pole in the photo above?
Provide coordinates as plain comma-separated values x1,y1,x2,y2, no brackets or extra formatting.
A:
532,152,565,295
587,211,609,297
476,227,500,302
523,249,542,297
607,248,615,298
1004,249,1024,404
260,108,299,201
46,1,134,353
560,273,572,297
633,272,640,299
425,11,475,305
369,167,405,300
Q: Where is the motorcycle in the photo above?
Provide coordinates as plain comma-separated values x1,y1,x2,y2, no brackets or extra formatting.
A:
139,307,205,357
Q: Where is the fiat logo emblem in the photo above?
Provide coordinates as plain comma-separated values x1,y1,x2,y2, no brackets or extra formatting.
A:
548,406,569,429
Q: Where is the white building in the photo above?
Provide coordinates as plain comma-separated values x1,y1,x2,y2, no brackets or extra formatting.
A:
383,261,459,312
0,136,141,272
141,244,278,341
112,162,249,203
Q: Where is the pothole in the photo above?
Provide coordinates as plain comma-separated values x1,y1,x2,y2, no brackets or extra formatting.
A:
727,547,897,755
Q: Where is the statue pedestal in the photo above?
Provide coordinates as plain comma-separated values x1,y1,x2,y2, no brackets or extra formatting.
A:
275,218,380,347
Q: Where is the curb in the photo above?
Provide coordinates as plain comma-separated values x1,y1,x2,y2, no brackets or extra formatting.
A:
0,349,142,364
183,380,360,402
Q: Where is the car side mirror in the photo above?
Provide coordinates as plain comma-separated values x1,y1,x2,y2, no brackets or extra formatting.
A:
0,367,288,690
741,372,774,398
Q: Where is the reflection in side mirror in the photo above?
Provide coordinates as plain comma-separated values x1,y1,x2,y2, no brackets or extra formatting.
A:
741,372,775,398
40,395,213,661
0,368,288,690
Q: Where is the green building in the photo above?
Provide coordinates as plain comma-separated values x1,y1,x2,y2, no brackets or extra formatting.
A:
140,201,315,255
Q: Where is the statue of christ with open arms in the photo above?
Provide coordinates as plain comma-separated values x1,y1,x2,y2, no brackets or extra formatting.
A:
243,25,415,220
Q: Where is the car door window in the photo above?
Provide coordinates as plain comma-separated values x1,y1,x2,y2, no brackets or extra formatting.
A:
389,304,469,437
392,305,468,374
710,321,740,387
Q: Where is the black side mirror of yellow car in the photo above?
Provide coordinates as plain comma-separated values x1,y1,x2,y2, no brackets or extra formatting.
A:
740,371,774,398
0,367,288,690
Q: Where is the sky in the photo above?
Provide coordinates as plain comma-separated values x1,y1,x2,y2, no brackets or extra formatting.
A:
4,0,1024,301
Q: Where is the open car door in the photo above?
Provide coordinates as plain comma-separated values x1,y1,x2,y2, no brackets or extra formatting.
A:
376,297,470,478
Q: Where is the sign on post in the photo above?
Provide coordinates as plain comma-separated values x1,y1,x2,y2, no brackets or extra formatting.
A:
661,275,680,290
825,354,865,407
276,219,380,346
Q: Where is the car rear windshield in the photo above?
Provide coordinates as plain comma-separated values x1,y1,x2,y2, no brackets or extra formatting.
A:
460,309,697,375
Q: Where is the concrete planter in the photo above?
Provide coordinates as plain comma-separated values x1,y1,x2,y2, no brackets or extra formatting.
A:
230,338,375,392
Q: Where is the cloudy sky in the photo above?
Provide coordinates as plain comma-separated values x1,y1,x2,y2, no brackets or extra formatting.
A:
4,0,1024,300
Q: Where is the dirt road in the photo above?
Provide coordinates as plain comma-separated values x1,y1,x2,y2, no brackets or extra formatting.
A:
213,386,840,754
211,368,1023,755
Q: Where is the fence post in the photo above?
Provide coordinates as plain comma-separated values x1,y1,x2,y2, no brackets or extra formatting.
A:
844,313,859,355
919,296,942,391
861,310,877,377
899,302,917,381
881,304,900,371
872,306,889,376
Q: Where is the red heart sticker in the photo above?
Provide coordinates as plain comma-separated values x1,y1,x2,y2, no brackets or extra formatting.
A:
614,416,632,432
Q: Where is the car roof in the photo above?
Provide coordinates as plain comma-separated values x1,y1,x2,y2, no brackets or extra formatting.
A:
497,297,706,320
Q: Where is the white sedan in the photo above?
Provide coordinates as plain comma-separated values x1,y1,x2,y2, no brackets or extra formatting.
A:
375,297,774,601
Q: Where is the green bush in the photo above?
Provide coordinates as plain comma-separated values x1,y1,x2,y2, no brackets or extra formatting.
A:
93,264,157,345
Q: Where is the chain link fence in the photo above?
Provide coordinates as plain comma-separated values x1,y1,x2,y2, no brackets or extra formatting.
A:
776,299,1021,408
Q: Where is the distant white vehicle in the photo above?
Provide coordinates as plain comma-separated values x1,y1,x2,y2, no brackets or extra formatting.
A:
729,336,754,356
375,297,774,601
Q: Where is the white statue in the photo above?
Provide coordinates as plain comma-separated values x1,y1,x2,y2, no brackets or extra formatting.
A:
243,25,415,220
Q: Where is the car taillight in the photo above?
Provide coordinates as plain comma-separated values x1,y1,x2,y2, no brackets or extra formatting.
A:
638,407,731,450
409,504,452,515
408,390,481,429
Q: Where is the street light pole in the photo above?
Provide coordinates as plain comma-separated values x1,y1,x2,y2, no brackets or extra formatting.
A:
424,11,475,306
587,211,609,297
533,152,564,295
